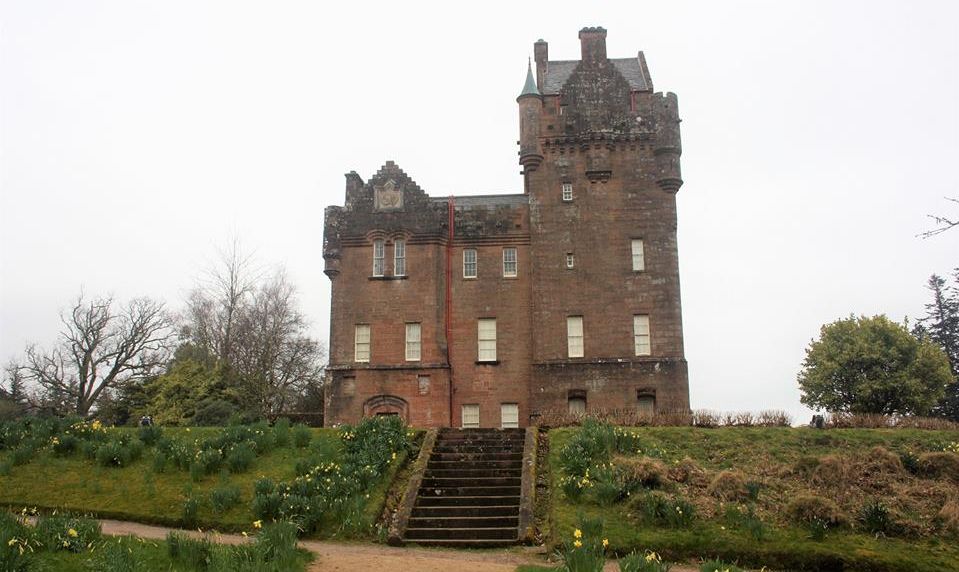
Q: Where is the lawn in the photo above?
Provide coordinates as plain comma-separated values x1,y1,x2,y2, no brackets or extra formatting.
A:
0,418,418,539
547,424,959,572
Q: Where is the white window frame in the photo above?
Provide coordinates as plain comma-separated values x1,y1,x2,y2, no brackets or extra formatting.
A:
394,239,406,277
354,324,371,362
372,239,385,276
463,248,477,278
462,404,480,428
405,322,421,361
566,253,575,269
567,316,584,358
477,318,497,362
501,403,519,429
633,315,651,356
503,247,517,277
562,183,573,202
631,238,645,272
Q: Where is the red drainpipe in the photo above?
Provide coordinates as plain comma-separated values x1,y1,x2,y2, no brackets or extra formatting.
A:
446,196,455,427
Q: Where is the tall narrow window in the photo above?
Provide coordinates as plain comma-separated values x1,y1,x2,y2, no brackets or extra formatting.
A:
562,183,573,202
631,238,645,271
372,240,385,276
637,393,656,415
568,396,586,415
463,249,477,278
503,247,517,277
477,318,497,362
501,403,519,429
566,253,575,269
405,322,421,361
462,404,480,428
394,239,406,276
633,315,651,356
354,324,370,362
567,316,584,358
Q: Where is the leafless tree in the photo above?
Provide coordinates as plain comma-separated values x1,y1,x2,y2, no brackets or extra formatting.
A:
15,294,174,416
920,196,959,238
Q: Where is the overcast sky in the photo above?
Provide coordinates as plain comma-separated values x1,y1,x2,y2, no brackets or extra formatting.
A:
2,1,957,423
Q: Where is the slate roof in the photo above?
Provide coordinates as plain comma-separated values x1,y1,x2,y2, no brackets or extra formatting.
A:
542,56,650,95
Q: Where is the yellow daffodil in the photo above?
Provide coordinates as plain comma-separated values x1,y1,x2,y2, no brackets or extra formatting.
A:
68,528,78,537
573,528,582,539
602,538,609,548
573,540,582,548
253,520,262,529
7,538,16,546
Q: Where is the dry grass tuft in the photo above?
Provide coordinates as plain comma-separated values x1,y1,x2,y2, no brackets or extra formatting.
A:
707,469,749,501
937,501,959,536
615,456,667,489
917,452,959,482
812,455,849,487
786,493,846,526
861,446,903,475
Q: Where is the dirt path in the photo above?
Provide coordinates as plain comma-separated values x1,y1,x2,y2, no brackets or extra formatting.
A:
95,518,703,572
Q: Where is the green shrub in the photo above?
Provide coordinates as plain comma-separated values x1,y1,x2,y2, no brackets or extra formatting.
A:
211,483,242,513
225,441,256,473
192,399,237,427
273,417,291,447
295,457,322,477
292,423,311,448
191,447,223,480
34,514,101,552
51,434,80,456
619,551,672,572
95,438,144,467
182,496,200,527
138,424,163,445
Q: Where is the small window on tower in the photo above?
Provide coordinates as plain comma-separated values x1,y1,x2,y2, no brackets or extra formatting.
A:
566,253,575,269
562,183,573,202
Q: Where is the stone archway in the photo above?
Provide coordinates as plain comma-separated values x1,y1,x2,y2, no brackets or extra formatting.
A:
362,394,409,422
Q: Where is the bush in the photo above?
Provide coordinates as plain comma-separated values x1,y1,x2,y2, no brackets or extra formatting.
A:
633,492,695,528
707,470,749,501
917,451,959,481
273,417,291,447
182,496,199,527
619,551,672,572
95,438,144,467
292,423,311,448
190,447,223,480
211,482,242,513
51,434,80,457
691,410,720,428
138,424,163,445
225,441,257,473
34,514,101,552
785,494,845,527
192,399,238,427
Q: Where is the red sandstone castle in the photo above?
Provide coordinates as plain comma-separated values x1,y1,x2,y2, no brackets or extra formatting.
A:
322,27,689,428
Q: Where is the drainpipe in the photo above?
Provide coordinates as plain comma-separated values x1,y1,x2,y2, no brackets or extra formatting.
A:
446,196,455,427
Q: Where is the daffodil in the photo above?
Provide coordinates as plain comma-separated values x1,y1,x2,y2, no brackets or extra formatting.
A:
253,520,262,529
573,528,582,539
602,538,609,548
573,540,582,548
68,528,78,537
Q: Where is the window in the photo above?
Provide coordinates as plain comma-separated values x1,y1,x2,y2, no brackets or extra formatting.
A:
394,239,406,276
354,324,370,362
633,315,651,356
562,183,573,202
637,393,656,415
566,253,575,269
503,247,517,277
405,322,421,361
463,249,477,278
568,396,586,415
417,375,430,395
477,318,497,361
567,316,584,358
372,240,385,276
462,404,480,428
501,403,519,428
631,238,645,271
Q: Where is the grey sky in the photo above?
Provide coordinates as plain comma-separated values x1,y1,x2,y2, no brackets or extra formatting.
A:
2,1,957,423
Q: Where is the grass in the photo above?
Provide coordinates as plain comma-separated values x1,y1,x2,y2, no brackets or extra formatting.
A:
548,426,959,572
0,426,418,538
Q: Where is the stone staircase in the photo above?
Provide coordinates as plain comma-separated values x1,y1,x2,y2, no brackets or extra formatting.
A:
402,428,527,547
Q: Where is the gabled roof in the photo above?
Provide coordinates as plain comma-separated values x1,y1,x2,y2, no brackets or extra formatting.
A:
542,56,651,95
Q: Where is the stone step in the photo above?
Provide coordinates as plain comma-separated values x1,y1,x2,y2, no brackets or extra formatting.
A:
402,538,518,548
416,485,521,497
404,527,518,540
430,452,522,462
435,435,527,443
438,429,525,437
425,468,522,479
414,495,520,507
432,445,523,454
411,505,519,518
421,476,521,488
427,459,523,470
407,515,519,529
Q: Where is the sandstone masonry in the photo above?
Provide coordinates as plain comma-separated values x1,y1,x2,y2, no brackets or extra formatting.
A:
323,27,690,428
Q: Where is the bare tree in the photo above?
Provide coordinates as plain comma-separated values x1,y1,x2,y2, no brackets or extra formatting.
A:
920,196,959,238
16,294,174,416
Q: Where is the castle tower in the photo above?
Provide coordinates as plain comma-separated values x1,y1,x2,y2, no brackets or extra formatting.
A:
520,27,690,416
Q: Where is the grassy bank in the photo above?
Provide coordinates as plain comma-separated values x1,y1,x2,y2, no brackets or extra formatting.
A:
0,418,418,539
548,425,959,571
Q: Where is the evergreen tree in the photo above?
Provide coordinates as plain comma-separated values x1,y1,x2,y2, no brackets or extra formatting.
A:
918,272,959,420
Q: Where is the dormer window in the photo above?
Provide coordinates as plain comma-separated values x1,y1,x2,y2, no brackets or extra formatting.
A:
562,183,574,202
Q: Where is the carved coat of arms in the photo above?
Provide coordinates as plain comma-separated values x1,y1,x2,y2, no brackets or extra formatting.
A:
374,180,403,211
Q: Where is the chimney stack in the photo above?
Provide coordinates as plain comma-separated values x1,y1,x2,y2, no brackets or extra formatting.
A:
534,39,548,91
578,26,607,63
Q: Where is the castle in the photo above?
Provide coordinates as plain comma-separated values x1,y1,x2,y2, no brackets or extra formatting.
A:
322,27,689,428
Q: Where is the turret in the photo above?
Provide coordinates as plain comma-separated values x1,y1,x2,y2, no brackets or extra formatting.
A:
517,62,543,179
653,92,683,193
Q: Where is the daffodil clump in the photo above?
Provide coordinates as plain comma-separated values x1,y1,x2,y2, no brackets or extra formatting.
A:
618,549,673,572
251,415,412,535
557,516,608,572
